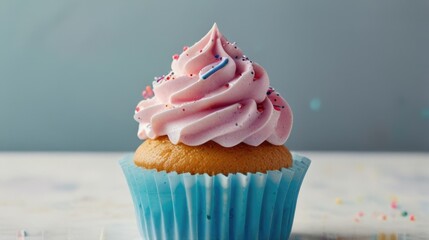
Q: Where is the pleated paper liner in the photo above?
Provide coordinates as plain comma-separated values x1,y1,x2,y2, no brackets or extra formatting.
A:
120,153,310,240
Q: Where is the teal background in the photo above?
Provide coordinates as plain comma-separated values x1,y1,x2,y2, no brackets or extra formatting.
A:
1,0,429,151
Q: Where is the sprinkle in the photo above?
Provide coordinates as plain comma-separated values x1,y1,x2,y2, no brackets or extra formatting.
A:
215,54,220,59
357,211,364,217
142,85,154,99
390,196,398,202
237,104,242,109
155,75,165,83
99,228,105,240
135,107,140,112
310,98,321,112
335,197,343,205
273,105,284,111
172,54,179,60
17,230,27,240
410,214,415,221
200,57,229,80
421,108,429,119
200,49,202,53
182,108,185,111
166,77,170,80
401,211,408,217
378,233,388,240
235,123,238,126
391,201,398,209
183,46,189,51
225,83,229,88
379,214,387,221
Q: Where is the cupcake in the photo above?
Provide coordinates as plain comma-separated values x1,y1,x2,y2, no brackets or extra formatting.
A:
120,23,310,239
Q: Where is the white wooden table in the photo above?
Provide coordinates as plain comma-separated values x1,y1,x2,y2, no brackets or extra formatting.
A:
0,152,428,239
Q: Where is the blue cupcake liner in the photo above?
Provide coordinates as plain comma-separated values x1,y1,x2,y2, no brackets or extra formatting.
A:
120,153,310,240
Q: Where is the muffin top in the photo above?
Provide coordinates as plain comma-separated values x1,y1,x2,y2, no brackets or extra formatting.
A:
134,23,293,147
134,136,292,175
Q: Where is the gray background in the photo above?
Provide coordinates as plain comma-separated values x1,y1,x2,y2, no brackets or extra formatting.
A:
1,0,428,151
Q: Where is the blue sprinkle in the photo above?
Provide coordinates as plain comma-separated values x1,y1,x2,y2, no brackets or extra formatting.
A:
214,54,220,59
421,108,429,119
310,98,321,111
200,57,229,80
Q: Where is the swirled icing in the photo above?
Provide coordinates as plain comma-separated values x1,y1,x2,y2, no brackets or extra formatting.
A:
134,23,292,147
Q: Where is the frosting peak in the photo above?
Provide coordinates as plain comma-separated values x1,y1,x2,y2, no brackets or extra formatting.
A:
134,24,293,147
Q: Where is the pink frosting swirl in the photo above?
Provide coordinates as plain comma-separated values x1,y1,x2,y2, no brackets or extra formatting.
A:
134,24,293,147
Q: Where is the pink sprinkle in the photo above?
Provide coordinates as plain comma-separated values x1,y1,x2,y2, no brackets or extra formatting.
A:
172,54,179,60
225,83,229,88
135,107,140,112
391,201,397,209
273,105,282,111
353,217,360,223
142,85,154,99
183,46,189,51
357,211,364,217
410,214,415,221
379,214,387,221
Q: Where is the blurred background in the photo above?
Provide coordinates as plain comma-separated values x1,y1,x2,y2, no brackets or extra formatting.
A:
1,0,428,151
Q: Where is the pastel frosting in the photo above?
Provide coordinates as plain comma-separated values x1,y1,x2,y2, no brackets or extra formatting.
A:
134,23,293,147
